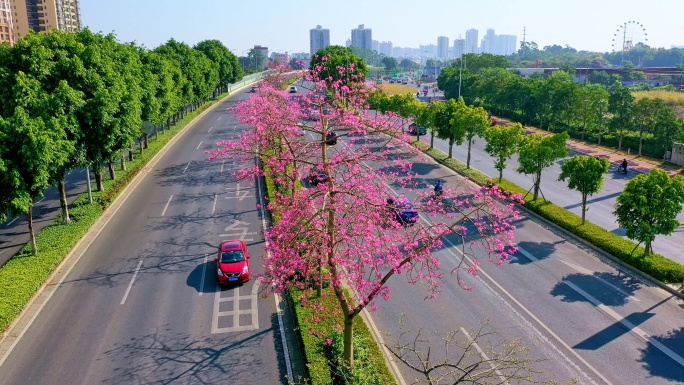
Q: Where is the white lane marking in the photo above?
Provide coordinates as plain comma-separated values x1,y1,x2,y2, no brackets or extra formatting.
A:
564,281,684,369
199,254,208,296
559,259,640,302
196,141,203,150
120,259,144,305
254,144,293,380
225,183,253,201
211,279,260,333
37,197,46,203
161,195,173,217
6,217,18,226
220,159,225,173
460,327,508,384
183,161,191,174
219,219,257,241
217,116,222,121
516,247,539,262
208,126,214,133
211,193,218,214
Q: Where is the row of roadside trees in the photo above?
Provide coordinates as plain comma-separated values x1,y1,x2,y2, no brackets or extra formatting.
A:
438,56,684,159
0,29,244,254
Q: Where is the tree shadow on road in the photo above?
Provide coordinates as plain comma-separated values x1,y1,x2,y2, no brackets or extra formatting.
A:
510,241,558,265
639,326,684,382
549,272,642,307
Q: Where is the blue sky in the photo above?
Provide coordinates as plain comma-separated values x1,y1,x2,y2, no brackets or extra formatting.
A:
81,0,683,55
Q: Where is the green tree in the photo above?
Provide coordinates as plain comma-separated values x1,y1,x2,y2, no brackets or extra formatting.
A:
430,99,459,155
614,169,684,255
608,85,635,151
453,98,489,168
483,123,525,182
400,59,419,70
0,103,72,254
517,132,570,200
381,56,398,72
587,70,621,87
310,45,369,88
195,39,237,92
558,155,610,224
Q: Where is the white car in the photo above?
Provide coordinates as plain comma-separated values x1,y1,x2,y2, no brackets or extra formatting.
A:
289,86,298,93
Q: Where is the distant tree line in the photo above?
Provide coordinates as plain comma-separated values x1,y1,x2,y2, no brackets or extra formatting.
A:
0,29,244,254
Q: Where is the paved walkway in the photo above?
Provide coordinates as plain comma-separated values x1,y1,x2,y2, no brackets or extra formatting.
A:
494,117,683,177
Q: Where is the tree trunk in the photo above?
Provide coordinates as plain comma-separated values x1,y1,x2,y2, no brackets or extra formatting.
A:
598,132,602,145
108,162,116,181
581,124,586,141
618,133,624,151
27,207,37,255
498,168,503,183
121,152,127,172
343,314,354,367
139,136,144,154
128,150,134,162
58,179,70,224
644,241,651,256
533,171,541,200
95,170,104,191
430,131,434,149
581,194,587,225
466,137,473,169
638,128,644,156
448,138,454,158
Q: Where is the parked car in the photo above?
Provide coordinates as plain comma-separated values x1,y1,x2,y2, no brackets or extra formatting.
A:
387,198,419,226
307,168,328,187
289,85,298,93
215,240,251,285
408,123,427,136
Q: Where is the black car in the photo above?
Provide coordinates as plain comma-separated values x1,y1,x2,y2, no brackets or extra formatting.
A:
408,123,427,135
325,131,337,145
307,168,328,187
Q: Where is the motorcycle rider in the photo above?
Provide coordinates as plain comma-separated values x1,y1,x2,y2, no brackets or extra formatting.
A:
620,158,628,174
434,180,444,197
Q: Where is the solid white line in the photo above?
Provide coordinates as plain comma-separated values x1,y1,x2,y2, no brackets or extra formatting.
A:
183,161,191,174
565,281,684,369
37,197,46,203
212,193,218,214
196,141,203,150
208,126,214,133
120,259,143,305
460,327,508,384
199,254,208,296
559,259,640,302
161,195,173,217
6,217,18,226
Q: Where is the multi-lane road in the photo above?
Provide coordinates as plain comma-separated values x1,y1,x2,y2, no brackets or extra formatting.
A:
0,89,291,384
1,80,683,385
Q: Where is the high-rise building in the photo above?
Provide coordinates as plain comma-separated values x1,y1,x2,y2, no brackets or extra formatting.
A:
309,25,330,57
452,38,465,59
351,24,372,50
270,51,290,64
0,0,14,45
379,41,393,57
465,28,478,54
437,36,449,60
10,0,81,43
371,39,379,53
253,45,269,69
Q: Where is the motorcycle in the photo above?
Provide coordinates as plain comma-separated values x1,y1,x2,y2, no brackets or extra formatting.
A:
433,180,444,198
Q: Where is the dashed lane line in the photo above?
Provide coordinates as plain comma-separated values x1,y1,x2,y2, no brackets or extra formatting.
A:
161,195,173,217
120,259,143,305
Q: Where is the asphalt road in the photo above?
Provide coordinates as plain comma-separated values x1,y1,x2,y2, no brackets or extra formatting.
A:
414,128,684,265
0,89,289,384
332,117,684,384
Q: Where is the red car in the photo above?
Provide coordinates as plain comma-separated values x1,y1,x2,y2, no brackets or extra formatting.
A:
215,240,251,285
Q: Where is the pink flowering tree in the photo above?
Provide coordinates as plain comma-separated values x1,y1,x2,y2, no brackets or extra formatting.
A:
210,58,522,365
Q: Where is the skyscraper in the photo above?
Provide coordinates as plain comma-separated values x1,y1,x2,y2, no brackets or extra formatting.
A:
379,41,393,57
0,0,14,45
10,0,81,43
465,28,478,54
309,25,330,57
452,38,465,59
351,24,372,50
437,36,449,59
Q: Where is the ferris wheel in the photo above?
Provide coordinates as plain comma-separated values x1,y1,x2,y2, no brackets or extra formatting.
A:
611,21,649,52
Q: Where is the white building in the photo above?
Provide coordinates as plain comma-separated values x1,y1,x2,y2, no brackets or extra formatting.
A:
465,28,478,54
437,36,449,60
379,41,393,57
351,24,372,50
452,38,465,58
309,25,330,56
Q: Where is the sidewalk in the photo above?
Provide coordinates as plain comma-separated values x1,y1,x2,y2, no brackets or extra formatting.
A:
494,117,683,177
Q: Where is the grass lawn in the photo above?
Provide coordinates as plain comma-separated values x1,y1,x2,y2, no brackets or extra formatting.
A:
633,89,684,118
380,83,419,95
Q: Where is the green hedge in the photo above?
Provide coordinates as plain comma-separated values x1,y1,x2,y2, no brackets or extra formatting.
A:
287,288,395,385
413,140,684,285
0,94,228,334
